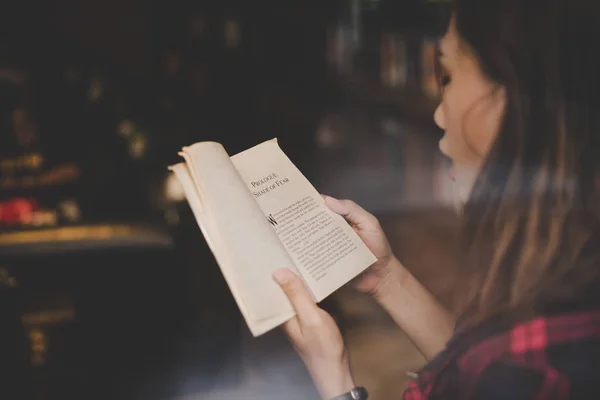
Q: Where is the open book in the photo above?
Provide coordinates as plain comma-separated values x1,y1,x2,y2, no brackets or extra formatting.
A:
169,139,377,336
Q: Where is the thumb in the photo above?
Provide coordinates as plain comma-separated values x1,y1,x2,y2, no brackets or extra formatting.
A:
274,268,320,325
324,195,376,229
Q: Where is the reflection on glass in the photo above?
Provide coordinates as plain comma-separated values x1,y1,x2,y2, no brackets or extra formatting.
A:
381,32,408,88
421,37,440,99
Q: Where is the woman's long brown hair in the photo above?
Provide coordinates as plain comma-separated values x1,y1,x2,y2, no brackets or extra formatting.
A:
449,0,600,326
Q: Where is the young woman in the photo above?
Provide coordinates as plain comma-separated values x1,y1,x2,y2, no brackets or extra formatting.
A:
273,0,600,398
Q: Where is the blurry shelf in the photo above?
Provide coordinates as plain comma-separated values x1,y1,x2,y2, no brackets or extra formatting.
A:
0,223,173,256
333,71,438,124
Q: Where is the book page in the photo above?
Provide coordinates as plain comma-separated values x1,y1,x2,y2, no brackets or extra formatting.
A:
175,142,299,334
231,139,377,302
170,164,295,337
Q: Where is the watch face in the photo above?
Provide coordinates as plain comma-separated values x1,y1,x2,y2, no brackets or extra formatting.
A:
350,387,368,399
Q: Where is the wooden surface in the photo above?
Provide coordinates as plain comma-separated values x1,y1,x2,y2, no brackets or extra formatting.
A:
0,223,173,255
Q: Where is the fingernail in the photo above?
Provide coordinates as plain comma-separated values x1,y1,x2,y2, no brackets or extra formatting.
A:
274,268,293,284
324,195,339,205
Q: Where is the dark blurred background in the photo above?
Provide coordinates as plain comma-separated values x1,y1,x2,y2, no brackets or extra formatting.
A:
0,1,457,399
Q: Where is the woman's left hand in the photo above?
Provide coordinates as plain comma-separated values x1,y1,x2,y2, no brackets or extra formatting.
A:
274,268,355,399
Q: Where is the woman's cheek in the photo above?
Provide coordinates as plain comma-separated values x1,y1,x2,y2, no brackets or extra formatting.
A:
464,123,494,159
463,88,505,158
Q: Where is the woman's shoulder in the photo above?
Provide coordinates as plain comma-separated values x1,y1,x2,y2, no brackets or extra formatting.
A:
459,306,600,370
404,306,600,399
459,307,600,398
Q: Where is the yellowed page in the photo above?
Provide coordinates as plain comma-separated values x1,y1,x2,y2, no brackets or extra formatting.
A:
176,142,299,334
231,139,377,302
170,163,294,336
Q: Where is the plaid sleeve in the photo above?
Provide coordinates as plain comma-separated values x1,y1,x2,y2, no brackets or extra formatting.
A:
471,359,569,400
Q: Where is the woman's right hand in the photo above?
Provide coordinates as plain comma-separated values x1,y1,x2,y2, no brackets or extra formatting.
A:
322,195,405,301
323,195,456,360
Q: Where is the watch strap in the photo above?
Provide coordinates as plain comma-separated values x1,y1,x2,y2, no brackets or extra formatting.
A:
330,386,369,400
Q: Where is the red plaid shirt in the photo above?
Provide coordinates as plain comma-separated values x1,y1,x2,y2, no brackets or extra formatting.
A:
403,303,600,399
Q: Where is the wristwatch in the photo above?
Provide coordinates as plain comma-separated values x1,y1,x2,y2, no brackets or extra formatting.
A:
330,387,368,400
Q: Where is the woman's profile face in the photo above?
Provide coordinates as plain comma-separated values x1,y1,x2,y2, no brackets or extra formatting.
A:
434,19,506,210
